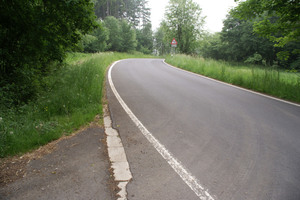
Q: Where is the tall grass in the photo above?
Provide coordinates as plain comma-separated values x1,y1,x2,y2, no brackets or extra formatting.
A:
165,54,300,103
0,52,155,157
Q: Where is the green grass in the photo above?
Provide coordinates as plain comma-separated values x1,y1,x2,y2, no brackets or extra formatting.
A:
0,52,155,157
165,54,300,103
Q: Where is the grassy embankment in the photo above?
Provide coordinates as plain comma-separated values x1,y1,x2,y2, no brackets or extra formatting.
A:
166,54,300,103
0,52,155,158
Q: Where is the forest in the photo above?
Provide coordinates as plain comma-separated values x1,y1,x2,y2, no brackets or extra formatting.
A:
1,0,299,106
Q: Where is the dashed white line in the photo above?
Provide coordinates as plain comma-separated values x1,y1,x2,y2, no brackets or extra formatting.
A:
108,60,215,200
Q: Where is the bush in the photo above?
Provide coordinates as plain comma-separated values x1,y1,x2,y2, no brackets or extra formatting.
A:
0,0,97,105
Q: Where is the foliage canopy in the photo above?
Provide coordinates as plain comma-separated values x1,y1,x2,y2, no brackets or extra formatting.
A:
94,0,151,28
232,0,300,61
163,0,205,54
0,0,98,105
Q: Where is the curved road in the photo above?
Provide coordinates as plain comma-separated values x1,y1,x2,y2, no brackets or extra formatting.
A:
107,59,300,200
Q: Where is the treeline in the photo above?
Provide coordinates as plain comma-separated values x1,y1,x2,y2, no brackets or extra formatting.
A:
94,0,150,27
0,0,97,106
0,0,153,106
80,17,153,54
153,0,299,69
199,10,299,69
79,0,153,54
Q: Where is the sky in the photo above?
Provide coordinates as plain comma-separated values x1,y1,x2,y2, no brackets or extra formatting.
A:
148,0,238,33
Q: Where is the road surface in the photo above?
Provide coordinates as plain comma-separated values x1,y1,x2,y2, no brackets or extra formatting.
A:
107,59,300,200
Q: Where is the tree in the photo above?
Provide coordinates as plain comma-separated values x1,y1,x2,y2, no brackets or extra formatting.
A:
104,16,122,51
163,0,205,54
233,0,300,61
104,16,137,52
220,13,276,64
119,19,137,52
198,33,227,60
133,0,151,28
94,0,151,28
82,20,109,53
136,23,153,54
154,23,172,55
95,0,125,19
0,0,97,105
95,0,152,54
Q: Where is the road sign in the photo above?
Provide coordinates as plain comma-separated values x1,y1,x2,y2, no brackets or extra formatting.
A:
171,38,177,47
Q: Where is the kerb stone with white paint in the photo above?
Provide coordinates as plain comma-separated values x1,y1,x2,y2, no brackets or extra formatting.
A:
104,107,132,200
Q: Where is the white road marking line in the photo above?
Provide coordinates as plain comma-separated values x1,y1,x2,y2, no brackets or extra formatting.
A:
108,60,215,200
163,60,300,107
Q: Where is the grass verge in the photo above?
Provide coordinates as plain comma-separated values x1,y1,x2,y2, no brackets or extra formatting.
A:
0,52,155,158
165,54,300,103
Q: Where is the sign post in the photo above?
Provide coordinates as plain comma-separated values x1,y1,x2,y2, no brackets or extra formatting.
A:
171,38,177,56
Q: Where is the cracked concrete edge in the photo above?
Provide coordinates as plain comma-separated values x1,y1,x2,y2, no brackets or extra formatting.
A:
103,105,132,200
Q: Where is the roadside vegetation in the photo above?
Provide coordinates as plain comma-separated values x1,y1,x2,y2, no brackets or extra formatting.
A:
0,52,154,157
0,0,154,158
157,0,299,102
165,55,300,103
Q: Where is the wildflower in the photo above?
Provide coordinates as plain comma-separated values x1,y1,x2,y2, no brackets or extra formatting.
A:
0,117,2,122
9,131,13,135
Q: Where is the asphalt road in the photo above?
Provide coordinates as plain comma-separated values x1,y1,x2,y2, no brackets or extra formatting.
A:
107,59,300,200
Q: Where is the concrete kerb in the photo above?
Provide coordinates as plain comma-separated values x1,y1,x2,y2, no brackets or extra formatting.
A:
103,105,132,200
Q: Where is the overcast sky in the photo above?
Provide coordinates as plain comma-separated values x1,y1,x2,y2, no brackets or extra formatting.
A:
148,0,238,33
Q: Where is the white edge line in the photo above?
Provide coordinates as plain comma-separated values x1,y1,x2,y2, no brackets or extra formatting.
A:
163,60,300,107
108,60,215,200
